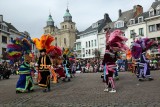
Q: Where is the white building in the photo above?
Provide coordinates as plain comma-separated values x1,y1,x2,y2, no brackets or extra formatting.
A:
127,12,148,47
146,0,160,54
75,14,112,59
0,15,37,61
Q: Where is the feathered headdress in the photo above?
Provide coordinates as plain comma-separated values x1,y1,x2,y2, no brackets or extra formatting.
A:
106,29,129,52
62,48,76,60
47,46,62,59
32,34,54,52
131,38,156,59
7,37,32,64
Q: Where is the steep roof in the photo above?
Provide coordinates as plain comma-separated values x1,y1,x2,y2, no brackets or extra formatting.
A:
4,21,19,32
78,14,112,35
151,1,160,9
118,9,134,21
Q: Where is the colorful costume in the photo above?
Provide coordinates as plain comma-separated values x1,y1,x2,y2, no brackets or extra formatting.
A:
103,29,129,93
38,53,51,89
33,34,54,92
131,38,156,81
16,61,34,92
7,37,33,93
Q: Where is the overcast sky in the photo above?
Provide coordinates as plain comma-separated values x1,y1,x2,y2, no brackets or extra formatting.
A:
0,0,154,38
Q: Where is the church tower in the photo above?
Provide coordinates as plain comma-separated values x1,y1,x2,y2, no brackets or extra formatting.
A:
59,8,76,49
44,14,55,34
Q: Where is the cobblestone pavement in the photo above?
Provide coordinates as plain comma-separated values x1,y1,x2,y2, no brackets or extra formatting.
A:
0,71,160,107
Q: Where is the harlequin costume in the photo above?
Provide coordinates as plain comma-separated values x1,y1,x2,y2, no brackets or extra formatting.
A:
33,34,53,92
131,38,156,81
103,29,129,93
7,38,34,93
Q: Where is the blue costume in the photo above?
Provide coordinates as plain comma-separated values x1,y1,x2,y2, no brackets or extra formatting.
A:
16,62,34,93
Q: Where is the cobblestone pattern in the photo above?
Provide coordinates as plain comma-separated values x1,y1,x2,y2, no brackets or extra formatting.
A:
0,71,160,107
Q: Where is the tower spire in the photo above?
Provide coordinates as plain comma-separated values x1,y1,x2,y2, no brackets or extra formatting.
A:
67,0,69,9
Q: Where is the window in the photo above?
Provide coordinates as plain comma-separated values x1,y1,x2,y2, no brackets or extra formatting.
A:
64,38,66,44
149,25,156,32
86,50,88,54
156,6,160,15
63,26,64,29
138,17,143,23
156,23,160,31
2,36,7,43
139,28,144,36
114,21,124,28
130,30,135,38
92,49,94,55
94,40,96,46
10,37,13,42
83,48,85,53
150,11,154,17
55,43,57,46
71,25,73,29
157,9,160,15
89,41,90,47
88,49,91,55
91,40,93,47
86,42,88,48
2,48,6,54
130,19,135,25
65,25,67,29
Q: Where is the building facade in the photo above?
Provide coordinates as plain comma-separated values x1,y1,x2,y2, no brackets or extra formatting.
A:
44,8,77,49
75,14,112,59
127,12,148,47
0,15,37,61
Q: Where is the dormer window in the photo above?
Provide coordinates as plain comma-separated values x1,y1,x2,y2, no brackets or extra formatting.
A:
138,17,143,23
156,5,160,15
149,8,154,17
130,19,135,25
114,21,124,28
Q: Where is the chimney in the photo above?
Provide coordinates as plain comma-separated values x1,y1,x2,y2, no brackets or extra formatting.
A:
134,5,143,17
119,9,122,17
104,13,109,20
0,15,3,23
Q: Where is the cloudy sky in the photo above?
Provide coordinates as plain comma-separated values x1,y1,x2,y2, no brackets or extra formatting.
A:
0,0,154,38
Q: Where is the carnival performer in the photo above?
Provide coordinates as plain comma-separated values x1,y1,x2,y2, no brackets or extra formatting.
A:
63,54,71,81
33,34,53,92
47,45,63,83
131,38,155,81
7,37,34,93
53,57,66,81
103,29,129,93
16,54,34,93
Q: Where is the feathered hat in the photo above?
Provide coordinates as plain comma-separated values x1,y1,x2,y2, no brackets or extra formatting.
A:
47,46,62,59
32,34,54,52
62,48,75,60
7,37,32,64
106,29,129,52
131,38,156,59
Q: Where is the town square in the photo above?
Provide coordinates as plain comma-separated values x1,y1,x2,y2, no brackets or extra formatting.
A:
0,0,160,107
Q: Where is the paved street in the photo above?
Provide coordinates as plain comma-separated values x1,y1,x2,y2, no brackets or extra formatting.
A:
0,71,160,107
